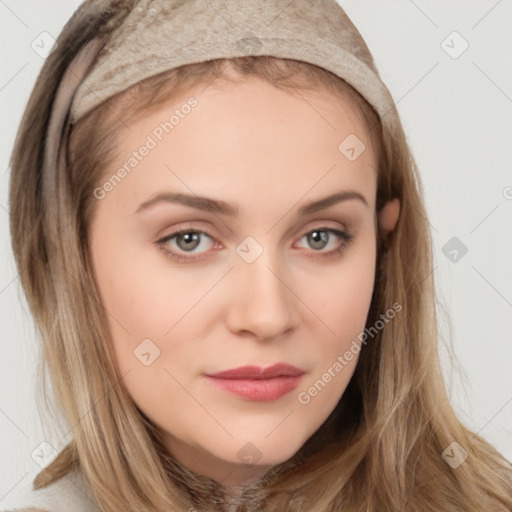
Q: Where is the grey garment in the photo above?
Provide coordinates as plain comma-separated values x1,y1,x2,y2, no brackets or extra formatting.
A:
0,467,100,512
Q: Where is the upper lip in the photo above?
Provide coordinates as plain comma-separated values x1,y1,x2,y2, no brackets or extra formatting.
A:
205,363,305,379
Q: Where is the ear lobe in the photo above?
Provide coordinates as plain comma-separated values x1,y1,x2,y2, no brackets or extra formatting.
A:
378,198,400,236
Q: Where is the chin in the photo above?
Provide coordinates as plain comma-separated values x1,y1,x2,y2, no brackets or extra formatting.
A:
227,437,305,468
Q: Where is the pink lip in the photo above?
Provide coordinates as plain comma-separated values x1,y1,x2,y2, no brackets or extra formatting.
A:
204,364,305,402
205,363,305,379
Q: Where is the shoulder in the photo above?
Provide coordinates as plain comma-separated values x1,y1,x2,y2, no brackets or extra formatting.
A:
0,467,100,512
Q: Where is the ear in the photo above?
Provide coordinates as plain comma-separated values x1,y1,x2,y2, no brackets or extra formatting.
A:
378,198,400,237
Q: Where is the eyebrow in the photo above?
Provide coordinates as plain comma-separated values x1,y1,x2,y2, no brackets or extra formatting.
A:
135,189,369,216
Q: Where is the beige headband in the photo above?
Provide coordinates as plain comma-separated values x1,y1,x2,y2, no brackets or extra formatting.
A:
70,0,399,131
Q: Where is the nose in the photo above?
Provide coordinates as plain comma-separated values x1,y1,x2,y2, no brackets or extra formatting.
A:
225,249,299,342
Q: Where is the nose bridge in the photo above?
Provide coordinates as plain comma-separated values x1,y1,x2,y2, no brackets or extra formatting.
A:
228,238,297,339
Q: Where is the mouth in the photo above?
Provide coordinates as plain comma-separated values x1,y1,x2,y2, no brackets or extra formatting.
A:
204,363,305,402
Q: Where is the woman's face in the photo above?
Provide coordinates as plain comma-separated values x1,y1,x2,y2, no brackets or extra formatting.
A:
88,73,399,488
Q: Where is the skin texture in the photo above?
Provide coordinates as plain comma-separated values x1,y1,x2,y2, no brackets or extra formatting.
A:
88,74,400,491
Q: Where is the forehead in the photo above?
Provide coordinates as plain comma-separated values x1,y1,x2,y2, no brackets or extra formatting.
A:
107,75,377,215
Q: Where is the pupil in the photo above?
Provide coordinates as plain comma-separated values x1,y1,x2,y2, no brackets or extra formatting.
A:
309,230,328,249
178,232,200,251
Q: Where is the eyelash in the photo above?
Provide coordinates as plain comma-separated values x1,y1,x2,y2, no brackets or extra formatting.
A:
154,226,355,264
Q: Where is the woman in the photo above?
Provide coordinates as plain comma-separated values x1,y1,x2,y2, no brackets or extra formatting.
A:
5,0,512,511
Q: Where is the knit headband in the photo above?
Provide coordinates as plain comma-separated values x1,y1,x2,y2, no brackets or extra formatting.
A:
69,0,399,131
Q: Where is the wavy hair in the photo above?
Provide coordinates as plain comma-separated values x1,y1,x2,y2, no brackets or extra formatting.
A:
8,1,512,511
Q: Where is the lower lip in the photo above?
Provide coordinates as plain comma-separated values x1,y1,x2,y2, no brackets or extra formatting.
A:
205,375,303,402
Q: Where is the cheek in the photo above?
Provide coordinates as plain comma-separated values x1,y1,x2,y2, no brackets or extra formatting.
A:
304,234,376,339
89,235,216,387
91,236,197,335
89,247,200,421
295,233,376,394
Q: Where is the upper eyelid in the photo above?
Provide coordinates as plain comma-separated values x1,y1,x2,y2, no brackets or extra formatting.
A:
163,219,348,240
160,224,348,248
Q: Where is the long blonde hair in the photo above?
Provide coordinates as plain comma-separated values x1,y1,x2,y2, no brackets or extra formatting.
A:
9,1,512,511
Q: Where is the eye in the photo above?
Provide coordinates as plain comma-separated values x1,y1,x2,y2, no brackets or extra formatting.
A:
294,227,355,258
155,229,218,263
155,226,355,263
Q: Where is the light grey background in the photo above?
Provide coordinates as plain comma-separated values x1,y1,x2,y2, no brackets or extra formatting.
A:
1,0,511,505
